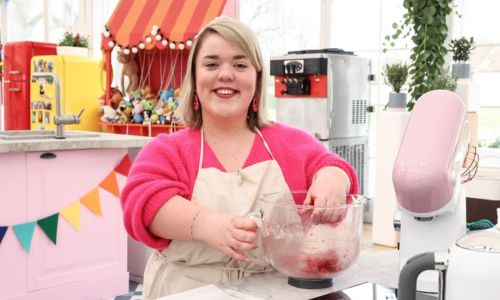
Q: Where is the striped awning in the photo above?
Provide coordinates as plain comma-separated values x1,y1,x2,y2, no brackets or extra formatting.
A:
102,0,227,50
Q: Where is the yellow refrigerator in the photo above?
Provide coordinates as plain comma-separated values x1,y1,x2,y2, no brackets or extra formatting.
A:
30,55,104,131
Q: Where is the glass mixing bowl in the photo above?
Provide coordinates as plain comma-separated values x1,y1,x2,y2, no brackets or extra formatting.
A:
258,191,365,289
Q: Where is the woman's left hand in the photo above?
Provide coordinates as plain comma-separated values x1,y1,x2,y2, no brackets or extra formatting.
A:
303,167,351,224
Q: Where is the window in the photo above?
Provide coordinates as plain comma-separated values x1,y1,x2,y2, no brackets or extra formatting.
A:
240,0,321,118
47,0,80,44
1,0,118,57
452,0,500,167
5,0,44,41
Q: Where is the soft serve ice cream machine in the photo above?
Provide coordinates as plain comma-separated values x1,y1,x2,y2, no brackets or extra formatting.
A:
270,49,372,194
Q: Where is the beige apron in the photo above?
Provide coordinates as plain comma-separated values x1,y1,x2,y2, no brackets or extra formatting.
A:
142,129,292,299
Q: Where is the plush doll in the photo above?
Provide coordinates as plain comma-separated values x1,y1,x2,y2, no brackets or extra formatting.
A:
132,99,144,115
141,99,154,112
153,100,165,116
143,110,151,124
123,102,134,122
100,106,118,123
109,87,124,110
150,113,159,124
140,85,152,97
117,50,139,97
133,113,144,124
145,93,159,106
159,88,175,102
116,100,132,123
174,88,181,99
131,89,142,100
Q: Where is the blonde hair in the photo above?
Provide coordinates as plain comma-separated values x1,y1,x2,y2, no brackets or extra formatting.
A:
177,17,271,130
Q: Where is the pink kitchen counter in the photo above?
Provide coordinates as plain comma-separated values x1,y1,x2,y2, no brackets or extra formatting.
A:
0,131,149,300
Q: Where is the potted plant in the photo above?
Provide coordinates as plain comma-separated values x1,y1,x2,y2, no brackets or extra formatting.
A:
428,68,458,91
383,62,409,110
57,32,89,56
449,37,475,79
384,0,455,111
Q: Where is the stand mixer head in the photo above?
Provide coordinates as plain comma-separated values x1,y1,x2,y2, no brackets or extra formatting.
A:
392,90,478,292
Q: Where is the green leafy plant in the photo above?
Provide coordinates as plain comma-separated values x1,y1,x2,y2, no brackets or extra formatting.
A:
428,69,458,91
479,138,500,149
384,0,455,111
383,62,409,93
59,32,89,48
449,37,475,63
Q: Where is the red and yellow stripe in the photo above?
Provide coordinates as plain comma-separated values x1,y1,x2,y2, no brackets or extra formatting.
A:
107,0,227,48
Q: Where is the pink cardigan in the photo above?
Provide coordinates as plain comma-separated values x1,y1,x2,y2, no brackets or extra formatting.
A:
121,122,358,249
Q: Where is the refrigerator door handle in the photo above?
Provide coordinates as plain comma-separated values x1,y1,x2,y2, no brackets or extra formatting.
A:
9,87,21,92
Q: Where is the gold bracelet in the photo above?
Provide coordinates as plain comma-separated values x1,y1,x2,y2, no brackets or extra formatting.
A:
190,209,202,241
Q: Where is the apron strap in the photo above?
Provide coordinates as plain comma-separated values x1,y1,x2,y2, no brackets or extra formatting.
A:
255,129,276,161
199,129,205,171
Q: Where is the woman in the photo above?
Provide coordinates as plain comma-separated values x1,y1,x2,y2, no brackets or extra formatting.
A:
121,17,358,298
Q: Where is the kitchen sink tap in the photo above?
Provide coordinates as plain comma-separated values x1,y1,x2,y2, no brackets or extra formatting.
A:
32,72,84,139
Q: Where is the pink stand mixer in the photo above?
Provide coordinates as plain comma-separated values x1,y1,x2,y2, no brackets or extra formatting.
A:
392,90,478,293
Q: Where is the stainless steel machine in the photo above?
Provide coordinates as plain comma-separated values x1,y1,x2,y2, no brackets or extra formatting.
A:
270,49,372,195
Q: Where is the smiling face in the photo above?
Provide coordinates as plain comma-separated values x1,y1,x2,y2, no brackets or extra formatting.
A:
195,33,257,126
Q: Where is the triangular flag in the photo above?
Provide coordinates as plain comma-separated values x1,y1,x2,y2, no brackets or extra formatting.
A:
115,154,132,176
80,188,102,216
12,222,36,253
99,171,120,197
0,226,8,245
37,213,59,245
60,201,81,231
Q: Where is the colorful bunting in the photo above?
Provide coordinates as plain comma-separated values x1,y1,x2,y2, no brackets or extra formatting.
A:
37,214,59,245
13,222,36,253
80,188,102,216
2,160,128,254
0,226,7,246
115,154,132,176
99,171,120,197
60,201,82,231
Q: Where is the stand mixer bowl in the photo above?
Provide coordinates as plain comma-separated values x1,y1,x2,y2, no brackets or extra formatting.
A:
258,192,365,289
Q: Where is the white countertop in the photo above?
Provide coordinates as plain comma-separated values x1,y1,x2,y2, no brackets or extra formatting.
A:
162,250,400,300
0,131,151,153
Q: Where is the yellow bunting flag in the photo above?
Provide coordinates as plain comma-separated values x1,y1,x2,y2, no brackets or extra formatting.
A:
60,201,81,231
80,188,102,216
99,171,120,197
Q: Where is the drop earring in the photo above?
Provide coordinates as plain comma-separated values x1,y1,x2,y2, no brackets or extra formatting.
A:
193,93,200,111
252,97,259,112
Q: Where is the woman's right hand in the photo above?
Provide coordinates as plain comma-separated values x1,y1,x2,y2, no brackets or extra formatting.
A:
193,211,258,261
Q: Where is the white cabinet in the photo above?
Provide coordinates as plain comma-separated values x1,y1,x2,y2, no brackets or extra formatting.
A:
372,112,411,247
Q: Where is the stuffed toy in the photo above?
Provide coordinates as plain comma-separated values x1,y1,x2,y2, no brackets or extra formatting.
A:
100,105,118,123
153,100,165,116
133,113,144,124
159,88,175,102
174,88,181,99
150,113,159,124
109,87,124,110
132,99,144,115
117,50,139,97
140,85,152,97
140,99,154,112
